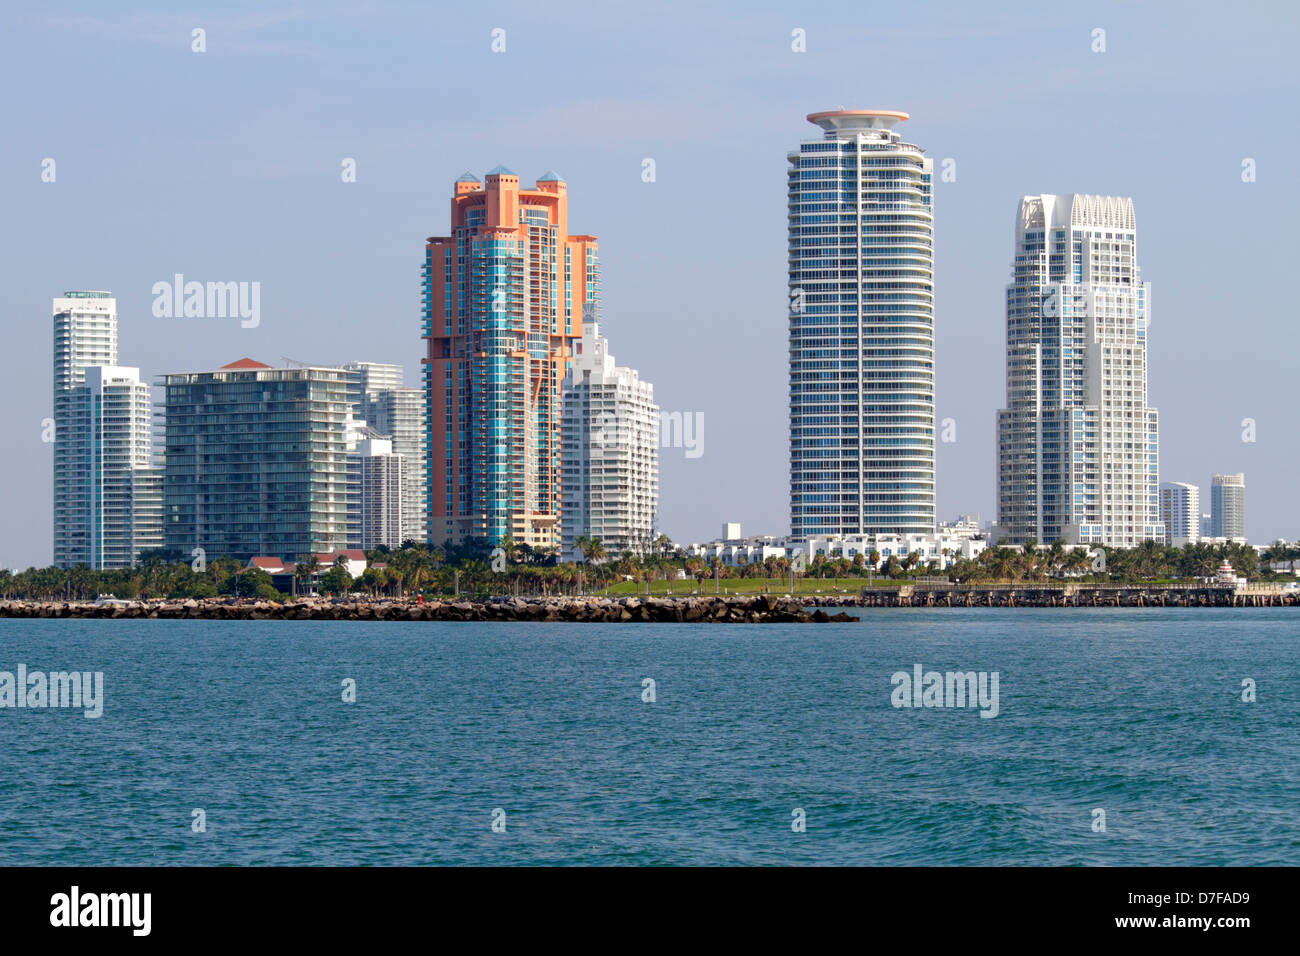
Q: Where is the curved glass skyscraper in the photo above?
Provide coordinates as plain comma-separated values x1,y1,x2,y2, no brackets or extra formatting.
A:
788,110,935,538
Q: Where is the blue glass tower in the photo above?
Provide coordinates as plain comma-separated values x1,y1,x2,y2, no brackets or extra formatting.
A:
788,110,936,538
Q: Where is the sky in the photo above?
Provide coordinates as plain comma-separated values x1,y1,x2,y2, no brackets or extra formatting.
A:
1,0,1296,569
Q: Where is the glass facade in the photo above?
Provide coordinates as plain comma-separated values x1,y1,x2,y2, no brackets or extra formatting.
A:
788,112,936,538
162,365,351,560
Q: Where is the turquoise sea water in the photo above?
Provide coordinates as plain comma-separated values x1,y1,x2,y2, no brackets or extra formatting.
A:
0,609,1296,865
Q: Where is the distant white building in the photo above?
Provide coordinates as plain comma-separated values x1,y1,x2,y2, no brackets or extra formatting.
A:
687,532,986,571
79,366,163,569
1210,473,1246,541
798,533,986,569
561,319,658,562
352,437,404,550
1160,481,1200,545
340,363,426,546
371,387,428,546
52,288,161,569
937,514,983,539
341,361,403,420
722,522,742,542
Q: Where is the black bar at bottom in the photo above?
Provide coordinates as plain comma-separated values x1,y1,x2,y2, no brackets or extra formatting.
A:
0,866,1276,941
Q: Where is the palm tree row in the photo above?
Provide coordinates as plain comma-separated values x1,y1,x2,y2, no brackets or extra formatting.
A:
0,538,1278,601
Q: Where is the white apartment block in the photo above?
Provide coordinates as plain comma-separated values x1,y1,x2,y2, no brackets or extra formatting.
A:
996,194,1164,549
371,387,428,546
58,364,162,568
342,361,403,420
688,532,986,571
1159,481,1200,545
53,292,161,568
1210,473,1246,541
561,320,658,562
352,437,405,550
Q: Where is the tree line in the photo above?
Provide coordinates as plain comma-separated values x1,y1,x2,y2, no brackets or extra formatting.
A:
0,537,1284,602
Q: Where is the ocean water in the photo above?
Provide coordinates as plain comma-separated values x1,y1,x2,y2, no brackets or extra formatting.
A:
0,609,1296,866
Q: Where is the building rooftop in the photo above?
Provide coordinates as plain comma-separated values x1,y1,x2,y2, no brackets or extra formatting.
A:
807,109,910,132
221,358,273,370
486,164,517,177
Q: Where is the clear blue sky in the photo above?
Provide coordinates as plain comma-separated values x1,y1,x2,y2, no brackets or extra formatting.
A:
1,0,1296,568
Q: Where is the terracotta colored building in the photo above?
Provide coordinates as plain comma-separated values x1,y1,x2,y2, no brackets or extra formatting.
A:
423,167,598,551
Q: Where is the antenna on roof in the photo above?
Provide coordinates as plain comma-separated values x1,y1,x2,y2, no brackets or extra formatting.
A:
281,356,315,368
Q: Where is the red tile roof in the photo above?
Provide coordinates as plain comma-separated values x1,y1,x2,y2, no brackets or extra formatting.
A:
248,556,284,571
222,357,273,370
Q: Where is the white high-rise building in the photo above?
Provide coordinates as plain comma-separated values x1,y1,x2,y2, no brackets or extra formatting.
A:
1210,473,1246,540
371,387,428,546
1160,481,1200,545
353,437,405,550
53,292,161,568
54,292,118,566
996,195,1164,547
342,361,403,422
788,109,936,539
560,319,658,562
58,364,162,568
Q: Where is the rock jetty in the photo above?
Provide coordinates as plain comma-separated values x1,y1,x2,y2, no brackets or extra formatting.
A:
0,594,859,624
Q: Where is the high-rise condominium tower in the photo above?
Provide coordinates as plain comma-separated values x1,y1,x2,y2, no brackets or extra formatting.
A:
52,292,161,568
1210,473,1245,540
560,318,659,563
352,436,405,550
788,110,935,538
997,194,1163,547
424,168,597,550
1160,481,1200,545
162,359,351,560
371,388,427,546
341,361,426,545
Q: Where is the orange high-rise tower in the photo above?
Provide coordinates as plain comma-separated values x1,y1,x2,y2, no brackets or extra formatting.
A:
423,168,598,551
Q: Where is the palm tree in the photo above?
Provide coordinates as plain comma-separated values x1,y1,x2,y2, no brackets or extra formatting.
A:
654,534,672,558
296,555,321,595
983,547,1014,582
405,550,433,597
1046,539,1067,578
